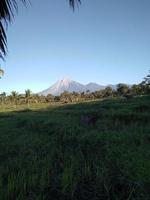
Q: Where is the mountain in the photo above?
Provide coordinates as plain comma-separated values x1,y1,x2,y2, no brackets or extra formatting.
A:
39,79,85,96
85,83,106,92
39,78,113,96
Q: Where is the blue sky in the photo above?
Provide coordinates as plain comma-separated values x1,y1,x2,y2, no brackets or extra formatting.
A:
0,0,150,93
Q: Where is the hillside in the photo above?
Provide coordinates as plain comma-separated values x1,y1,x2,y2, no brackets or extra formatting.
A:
39,78,108,96
0,95,150,199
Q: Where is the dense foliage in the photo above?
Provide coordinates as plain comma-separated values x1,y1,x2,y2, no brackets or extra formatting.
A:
0,79,150,106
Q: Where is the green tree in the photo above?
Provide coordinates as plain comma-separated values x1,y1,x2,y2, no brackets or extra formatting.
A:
93,90,103,99
140,70,150,94
25,89,32,107
46,94,54,102
32,94,40,103
39,95,47,103
84,92,95,100
60,91,72,103
71,91,81,102
102,86,113,97
142,70,150,85
0,92,6,105
117,83,129,96
54,95,60,102
10,91,19,105
25,89,32,98
131,84,142,96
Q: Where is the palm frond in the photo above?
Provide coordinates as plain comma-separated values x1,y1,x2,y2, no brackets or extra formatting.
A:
69,0,81,10
0,0,26,59
0,21,7,59
0,0,81,60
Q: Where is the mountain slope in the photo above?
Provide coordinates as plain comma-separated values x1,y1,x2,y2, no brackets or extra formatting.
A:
39,78,113,96
85,83,106,92
39,79,86,96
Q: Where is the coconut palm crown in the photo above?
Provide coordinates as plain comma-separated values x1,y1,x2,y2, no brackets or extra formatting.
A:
0,0,81,59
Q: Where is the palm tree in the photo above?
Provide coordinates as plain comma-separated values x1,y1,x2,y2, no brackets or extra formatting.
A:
25,89,32,98
0,92,6,105
10,91,19,106
142,70,150,85
117,83,129,97
0,0,81,59
25,89,32,107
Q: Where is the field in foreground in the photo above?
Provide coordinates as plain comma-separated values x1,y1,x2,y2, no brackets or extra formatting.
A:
0,96,150,200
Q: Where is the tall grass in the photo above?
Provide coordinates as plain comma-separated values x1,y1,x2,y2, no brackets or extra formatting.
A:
0,96,150,199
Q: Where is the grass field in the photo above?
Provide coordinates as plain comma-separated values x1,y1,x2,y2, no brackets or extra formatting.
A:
0,96,150,200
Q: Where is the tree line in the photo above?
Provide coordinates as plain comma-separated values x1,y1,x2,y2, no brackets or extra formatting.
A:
0,76,150,106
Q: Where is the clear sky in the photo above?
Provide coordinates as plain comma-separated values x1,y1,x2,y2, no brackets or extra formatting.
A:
0,0,150,93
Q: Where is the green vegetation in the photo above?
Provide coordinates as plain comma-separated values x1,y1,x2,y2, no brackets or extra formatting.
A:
1,70,150,105
0,95,150,199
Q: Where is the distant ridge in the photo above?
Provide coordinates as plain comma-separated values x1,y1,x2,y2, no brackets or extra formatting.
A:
38,78,115,96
